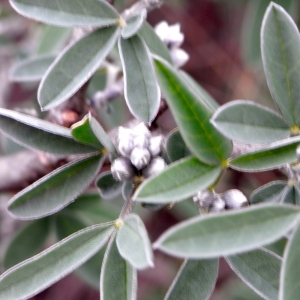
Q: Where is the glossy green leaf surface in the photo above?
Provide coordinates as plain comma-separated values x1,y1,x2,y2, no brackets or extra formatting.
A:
10,55,55,82
155,59,232,164
138,21,172,64
250,181,287,204
261,3,300,126
0,223,114,300
10,0,119,27
8,154,104,220
226,248,281,300
36,25,72,55
281,185,300,205
3,218,50,269
96,171,123,200
116,214,153,270
121,9,146,39
211,100,289,144
229,136,300,172
134,157,222,203
100,236,137,300
280,221,300,300
154,204,300,259
166,129,191,162
38,26,120,110
0,108,98,155
165,259,218,300
119,35,160,123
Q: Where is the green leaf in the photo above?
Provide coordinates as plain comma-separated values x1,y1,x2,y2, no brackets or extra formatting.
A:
134,157,222,204
38,25,120,110
3,218,50,269
138,21,172,64
155,59,232,165
100,236,137,300
154,204,300,258
36,25,72,55
10,0,119,28
281,185,300,205
8,154,104,220
71,113,115,152
116,213,153,270
250,181,287,204
280,220,300,300
229,136,300,172
165,259,218,300
121,9,147,39
0,222,114,300
211,100,290,144
0,108,98,155
96,171,123,200
261,3,300,126
119,35,160,123
10,55,56,82
166,129,191,162
226,248,281,300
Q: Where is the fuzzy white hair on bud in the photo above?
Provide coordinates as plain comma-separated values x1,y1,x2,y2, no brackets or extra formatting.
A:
209,196,225,213
221,189,248,209
116,127,133,157
149,136,163,157
193,190,215,210
142,157,166,178
132,123,151,138
155,21,184,48
130,147,151,170
171,48,189,67
133,134,149,149
111,157,135,182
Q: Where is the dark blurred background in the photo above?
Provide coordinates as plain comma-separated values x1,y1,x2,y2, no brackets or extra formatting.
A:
0,0,296,299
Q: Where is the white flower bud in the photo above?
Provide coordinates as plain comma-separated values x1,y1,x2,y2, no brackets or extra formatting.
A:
221,189,248,209
193,190,215,210
132,123,151,139
111,157,135,182
133,134,149,149
116,127,133,157
130,147,151,170
142,157,166,178
171,48,189,67
155,21,184,48
208,196,225,213
149,135,163,157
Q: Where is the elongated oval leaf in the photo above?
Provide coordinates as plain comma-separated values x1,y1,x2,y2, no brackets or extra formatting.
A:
38,26,120,110
250,181,287,204
0,108,98,155
116,213,153,270
229,136,300,172
166,129,191,162
0,222,114,300
211,100,290,144
8,154,104,220
10,0,119,28
261,3,300,126
165,259,218,300
280,221,300,300
10,55,55,82
100,236,137,300
154,204,300,259
3,218,50,269
281,185,300,205
119,35,160,123
138,21,172,64
121,9,146,39
226,248,281,300
134,157,222,204
155,59,232,164
96,171,123,200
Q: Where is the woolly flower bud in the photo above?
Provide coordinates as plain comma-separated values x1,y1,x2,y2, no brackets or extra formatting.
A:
116,127,133,157
155,21,184,48
193,190,215,210
132,123,151,139
142,157,166,178
148,135,163,157
130,147,151,170
133,134,149,149
209,196,225,213
221,189,248,209
111,157,135,182
170,48,189,68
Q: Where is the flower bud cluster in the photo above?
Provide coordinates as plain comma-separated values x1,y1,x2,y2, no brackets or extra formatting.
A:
193,189,248,213
111,123,166,182
155,21,189,68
